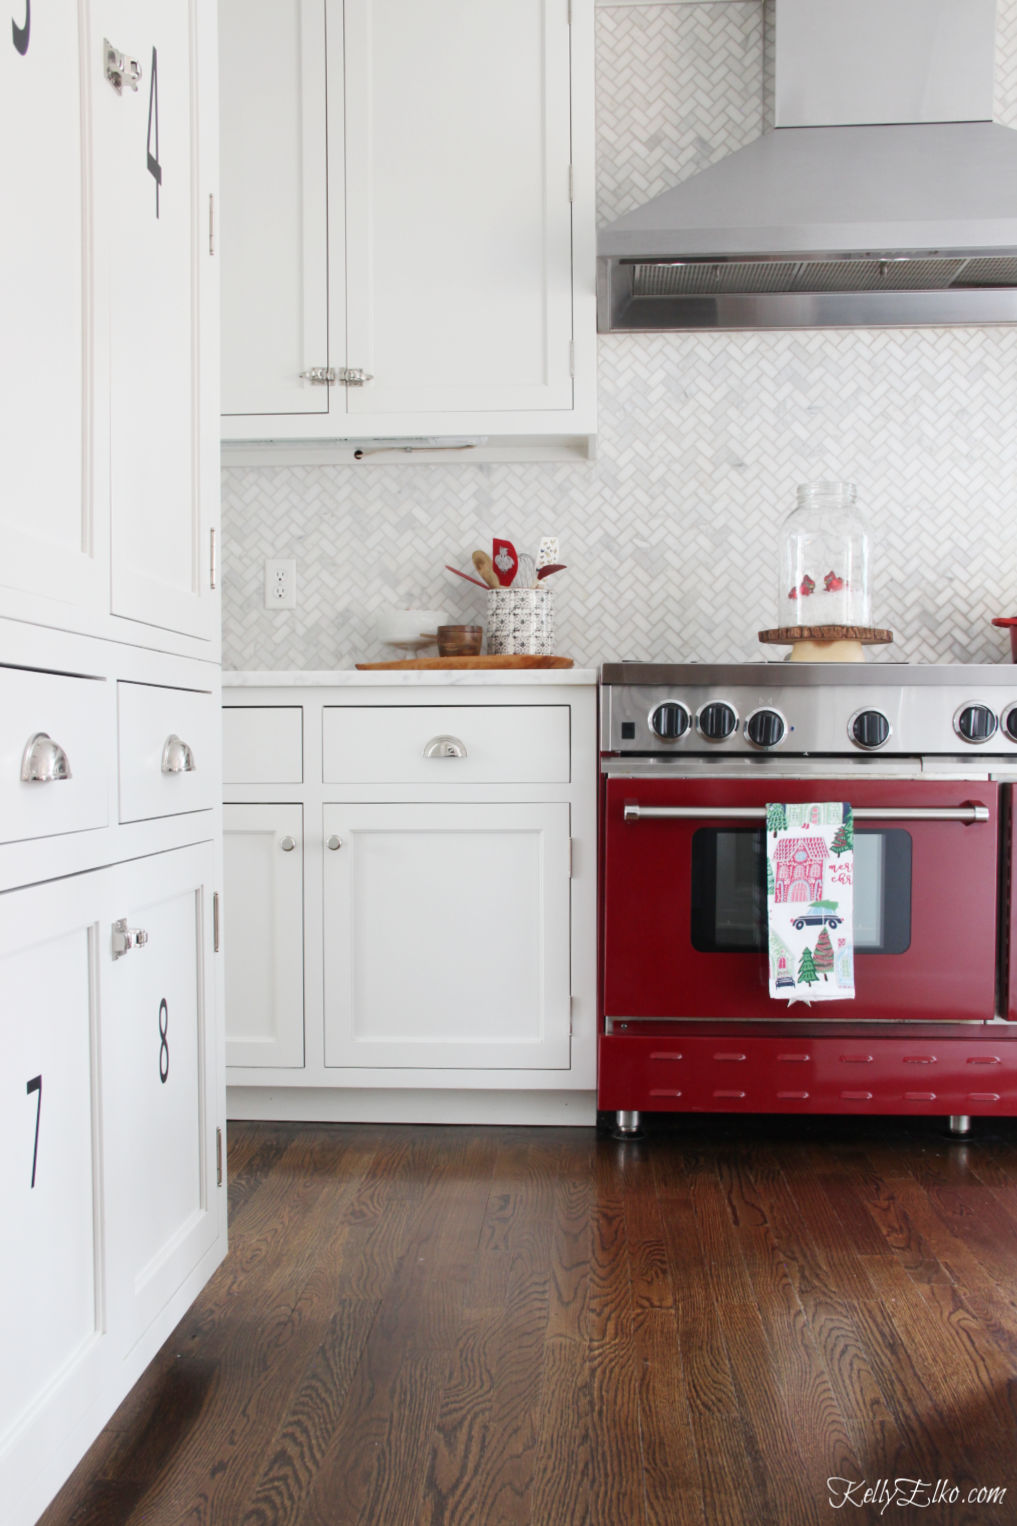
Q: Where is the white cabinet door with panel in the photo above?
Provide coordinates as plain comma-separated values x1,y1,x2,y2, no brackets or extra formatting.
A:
342,0,574,420
219,0,330,419
0,3,102,616
219,0,585,440
0,875,106,1526
322,802,571,1070
224,804,305,1067
94,0,218,644
102,842,220,1353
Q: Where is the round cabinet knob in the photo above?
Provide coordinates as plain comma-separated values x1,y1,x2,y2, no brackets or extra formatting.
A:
20,732,72,782
1003,705,1017,743
326,834,342,851
697,702,737,742
955,704,997,744
649,701,690,740
850,709,891,750
280,835,297,852
745,709,786,749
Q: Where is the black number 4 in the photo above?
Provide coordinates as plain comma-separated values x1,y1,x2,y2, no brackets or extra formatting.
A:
26,1074,42,1188
12,0,29,55
147,45,162,217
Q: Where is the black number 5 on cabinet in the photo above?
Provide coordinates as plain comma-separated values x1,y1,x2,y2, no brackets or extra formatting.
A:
26,1074,42,1187
12,0,29,54
146,45,161,216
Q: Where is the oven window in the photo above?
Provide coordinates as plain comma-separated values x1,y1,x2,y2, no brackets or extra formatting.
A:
690,828,911,954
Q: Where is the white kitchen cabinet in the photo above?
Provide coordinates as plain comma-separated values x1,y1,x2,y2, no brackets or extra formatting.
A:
223,804,305,1068
0,875,105,1509
218,0,595,445
0,0,101,615
103,844,221,1351
96,0,220,645
323,801,572,1069
223,676,598,1125
0,0,224,1516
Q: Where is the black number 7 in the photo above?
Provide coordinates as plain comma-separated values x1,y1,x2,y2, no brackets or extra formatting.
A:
146,45,162,217
26,1074,42,1188
12,0,29,55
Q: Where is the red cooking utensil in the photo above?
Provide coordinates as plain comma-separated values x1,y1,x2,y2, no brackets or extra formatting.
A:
492,538,518,586
536,563,566,580
445,564,491,590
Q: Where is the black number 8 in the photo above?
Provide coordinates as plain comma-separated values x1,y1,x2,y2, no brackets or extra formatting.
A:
158,997,169,1083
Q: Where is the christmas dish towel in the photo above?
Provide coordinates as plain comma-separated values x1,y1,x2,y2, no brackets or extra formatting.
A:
766,803,855,1004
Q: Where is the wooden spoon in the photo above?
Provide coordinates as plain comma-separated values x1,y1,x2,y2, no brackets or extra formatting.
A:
471,549,500,588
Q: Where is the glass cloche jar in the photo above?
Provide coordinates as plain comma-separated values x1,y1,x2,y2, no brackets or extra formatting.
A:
780,481,871,628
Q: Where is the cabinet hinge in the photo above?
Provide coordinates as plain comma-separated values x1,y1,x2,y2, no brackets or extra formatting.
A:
567,837,574,878
568,164,574,203
209,193,215,255
216,1126,223,1187
569,341,575,379
213,891,221,952
569,994,575,1034
210,527,217,590
567,0,572,26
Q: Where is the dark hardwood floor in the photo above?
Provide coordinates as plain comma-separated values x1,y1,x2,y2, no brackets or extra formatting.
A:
38,1114,1017,1525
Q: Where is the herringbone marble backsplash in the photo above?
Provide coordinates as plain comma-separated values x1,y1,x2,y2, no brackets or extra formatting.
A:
222,1,1017,672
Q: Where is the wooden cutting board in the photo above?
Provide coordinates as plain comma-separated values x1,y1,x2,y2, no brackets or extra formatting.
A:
355,654,574,671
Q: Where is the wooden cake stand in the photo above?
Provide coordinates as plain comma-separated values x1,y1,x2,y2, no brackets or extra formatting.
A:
758,625,894,663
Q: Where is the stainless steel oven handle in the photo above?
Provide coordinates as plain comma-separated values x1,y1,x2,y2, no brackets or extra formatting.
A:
622,804,990,823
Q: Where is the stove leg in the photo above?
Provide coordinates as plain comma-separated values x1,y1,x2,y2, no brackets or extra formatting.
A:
947,1114,972,1138
613,1109,643,1139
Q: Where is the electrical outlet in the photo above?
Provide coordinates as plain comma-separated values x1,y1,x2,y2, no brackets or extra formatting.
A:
264,558,296,610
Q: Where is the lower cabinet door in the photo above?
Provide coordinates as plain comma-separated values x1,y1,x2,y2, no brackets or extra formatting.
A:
0,874,105,1526
102,842,220,1352
323,802,572,1069
224,804,305,1067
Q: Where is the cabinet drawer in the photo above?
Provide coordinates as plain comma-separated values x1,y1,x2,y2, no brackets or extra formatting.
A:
322,705,571,784
0,665,110,843
118,682,217,823
223,706,303,784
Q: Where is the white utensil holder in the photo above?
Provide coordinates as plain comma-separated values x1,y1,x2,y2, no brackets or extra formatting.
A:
485,586,555,656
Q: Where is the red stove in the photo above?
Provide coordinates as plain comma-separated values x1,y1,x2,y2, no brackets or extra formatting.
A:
598,662,1017,1137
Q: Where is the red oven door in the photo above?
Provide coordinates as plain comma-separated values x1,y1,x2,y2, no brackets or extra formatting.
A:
602,776,999,1024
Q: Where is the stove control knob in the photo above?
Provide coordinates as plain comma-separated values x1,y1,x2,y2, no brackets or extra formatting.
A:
745,708,786,749
850,709,891,750
1003,705,1017,743
697,701,738,741
955,704,998,744
649,701,690,740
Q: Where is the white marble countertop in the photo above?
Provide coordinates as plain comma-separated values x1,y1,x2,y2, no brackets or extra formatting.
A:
223,667,599,688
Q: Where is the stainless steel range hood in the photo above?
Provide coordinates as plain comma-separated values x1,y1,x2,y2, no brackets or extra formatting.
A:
598,0,1017,332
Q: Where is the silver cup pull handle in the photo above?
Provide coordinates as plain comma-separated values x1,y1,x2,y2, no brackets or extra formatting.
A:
21,732,72,782
423,734,467,759
161,734,196,774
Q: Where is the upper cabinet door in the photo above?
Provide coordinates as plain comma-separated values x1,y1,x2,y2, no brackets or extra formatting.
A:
218,0,332,417
0,1,102,614
342,0,574,417
94,0,218,643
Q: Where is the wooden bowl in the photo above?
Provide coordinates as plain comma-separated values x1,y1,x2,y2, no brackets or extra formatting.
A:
436,624,483,657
